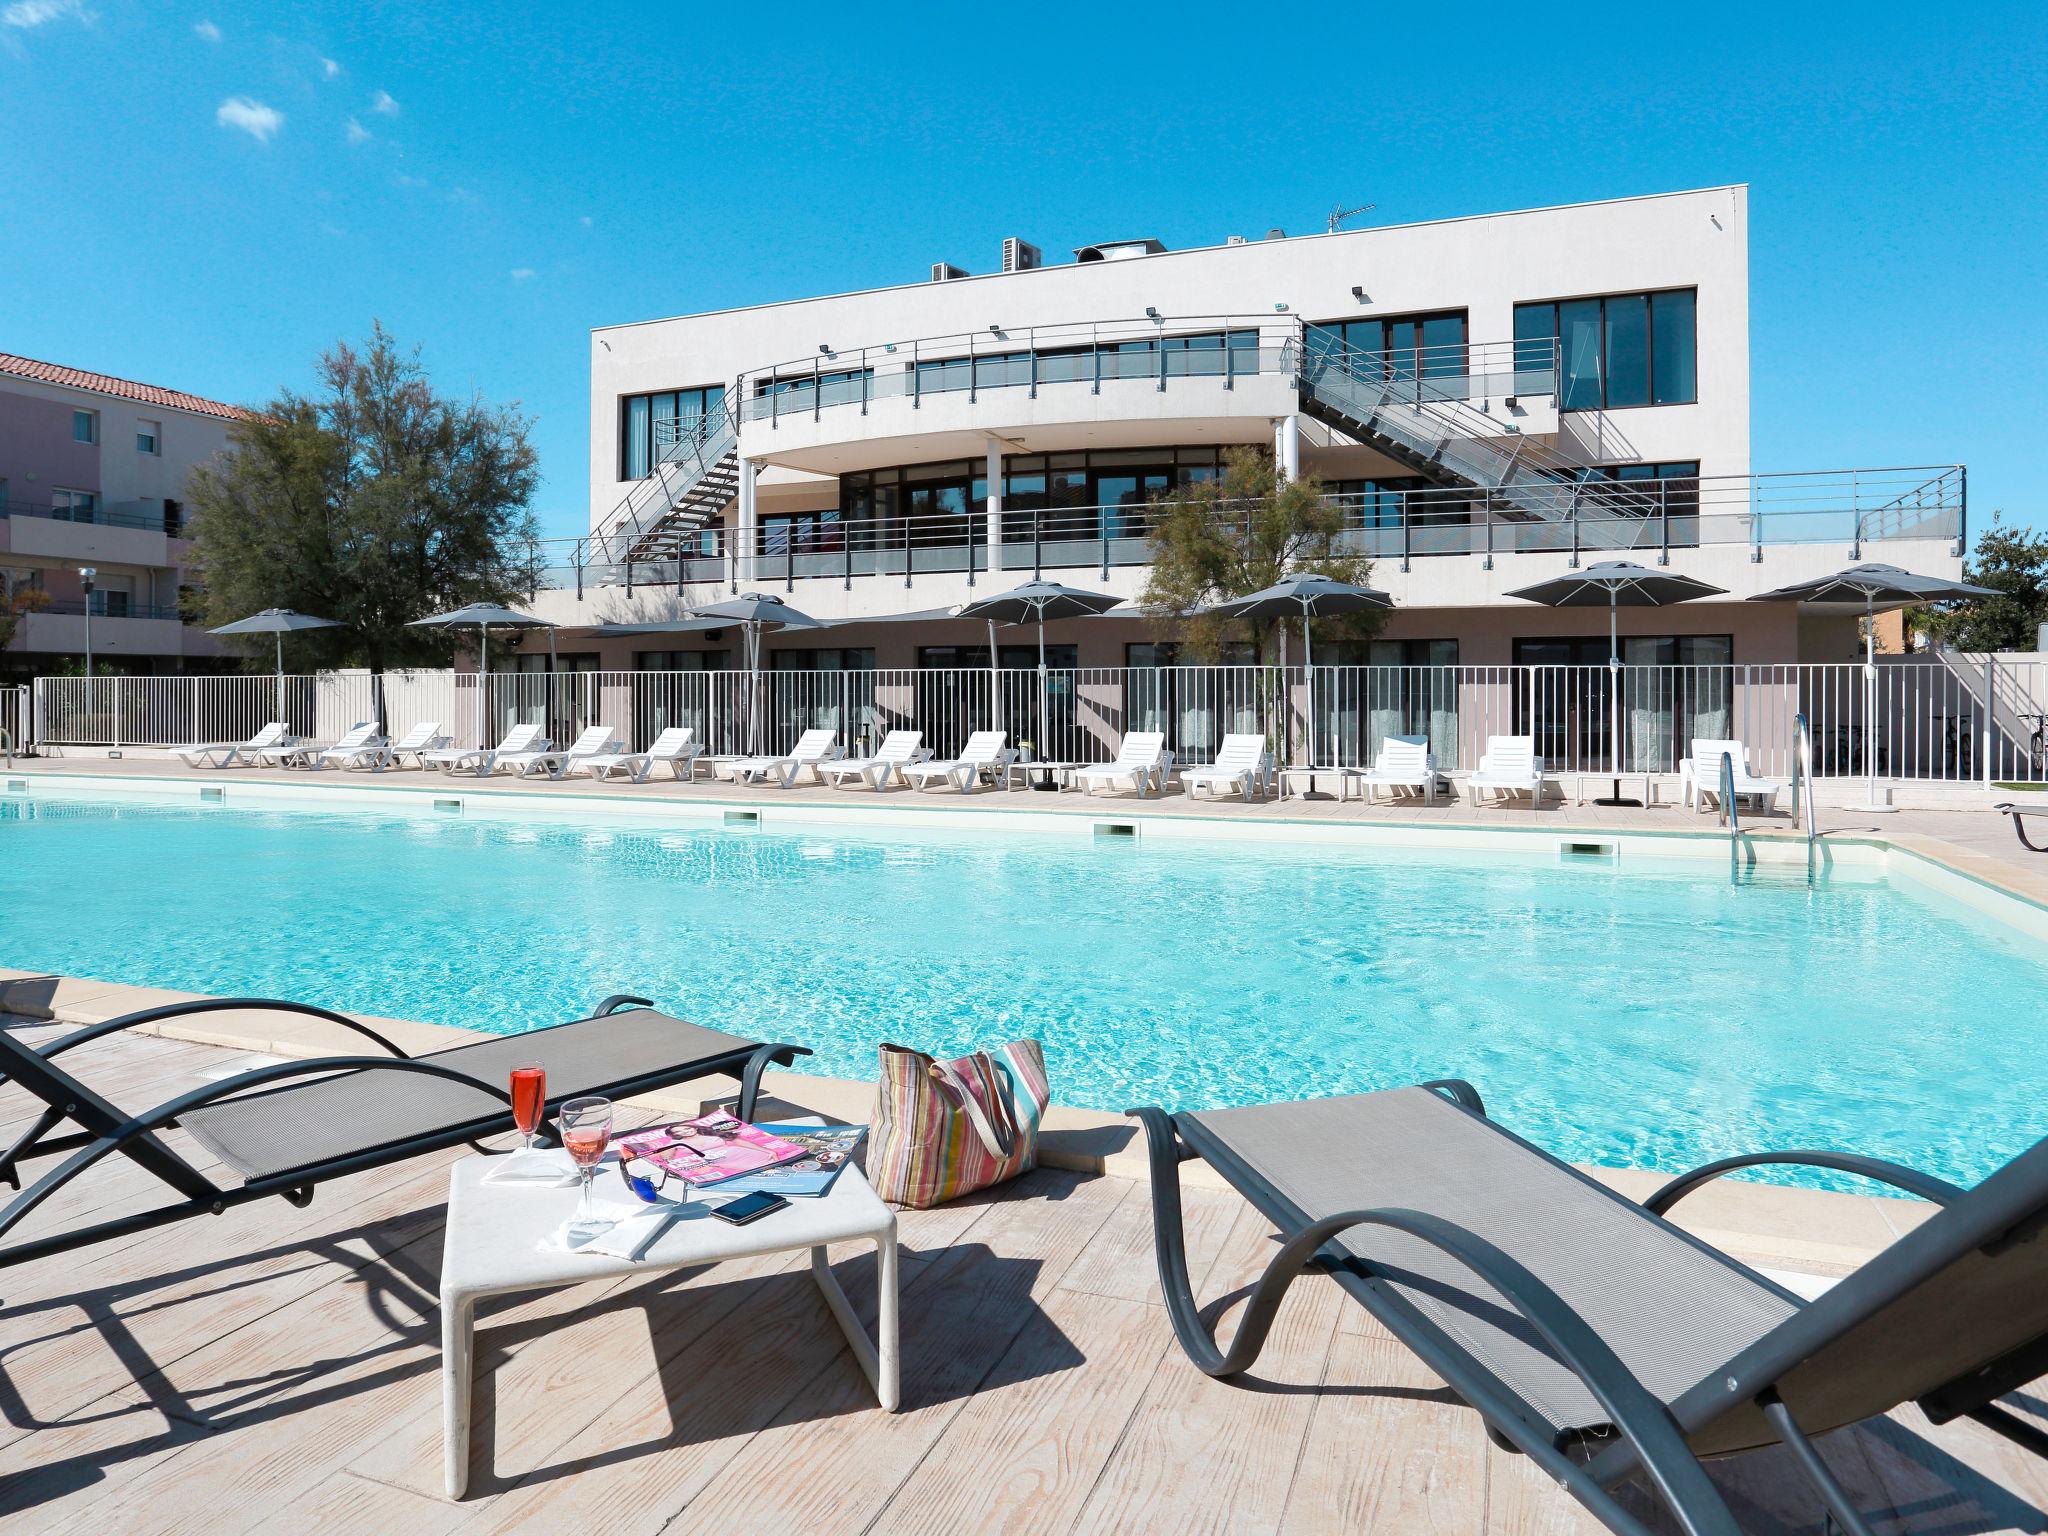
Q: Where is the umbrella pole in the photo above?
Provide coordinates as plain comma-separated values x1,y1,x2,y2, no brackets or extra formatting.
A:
1037,611,1048,765
480,625,489,749
988,618,1001,735
1299,607,1336,800
275,632,284,724
1860,591,1895,814
1594,591,1642,807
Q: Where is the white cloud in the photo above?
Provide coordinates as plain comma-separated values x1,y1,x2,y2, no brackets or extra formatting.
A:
2,0,92,28
320,56,340,79
192,18,219,42
345,116,370,145
579,215,593,228
509,268,536,281
215,96,283,142
369,89,399,116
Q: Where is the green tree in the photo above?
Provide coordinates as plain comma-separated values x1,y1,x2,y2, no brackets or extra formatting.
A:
1919,515,2048,652
1138,445,1383,660
0,585,49,654
185,322,542,675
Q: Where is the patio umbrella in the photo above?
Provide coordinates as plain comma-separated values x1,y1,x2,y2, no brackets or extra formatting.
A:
1504,561,1726,806
956,581,1124,761
685,592,823,755
1747,563,1996,814
208,608,343,720
409,603,558,747
1207,574,1393,794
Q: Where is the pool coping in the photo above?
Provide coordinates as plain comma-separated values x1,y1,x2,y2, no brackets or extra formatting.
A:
1,968,1939,1279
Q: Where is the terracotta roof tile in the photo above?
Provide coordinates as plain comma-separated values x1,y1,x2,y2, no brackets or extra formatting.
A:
0,352,252,421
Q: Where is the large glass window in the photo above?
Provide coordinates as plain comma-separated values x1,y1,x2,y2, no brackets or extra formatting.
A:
1512,633,1731,771
619,385,724,479
52,488,98,521
72,409,97,444
1514,290,1696,410
1313,310,1468,387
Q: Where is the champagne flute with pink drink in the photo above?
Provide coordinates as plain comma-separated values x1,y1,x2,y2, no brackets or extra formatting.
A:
559,1096,614,1238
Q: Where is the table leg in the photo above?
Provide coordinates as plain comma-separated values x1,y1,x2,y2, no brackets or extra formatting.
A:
441,1288,475,1499
809,1232,899,1411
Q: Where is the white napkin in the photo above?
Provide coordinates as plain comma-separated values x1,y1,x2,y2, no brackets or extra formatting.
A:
482,1148,580,1187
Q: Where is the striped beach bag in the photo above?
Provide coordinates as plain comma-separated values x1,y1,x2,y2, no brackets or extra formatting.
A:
868,1040,1050,1209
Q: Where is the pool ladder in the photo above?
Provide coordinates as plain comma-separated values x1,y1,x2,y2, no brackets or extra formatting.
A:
1718,750,1742,882
1789,711,1820,885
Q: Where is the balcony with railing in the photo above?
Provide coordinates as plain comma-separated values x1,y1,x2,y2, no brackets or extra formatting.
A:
537,465,1965,598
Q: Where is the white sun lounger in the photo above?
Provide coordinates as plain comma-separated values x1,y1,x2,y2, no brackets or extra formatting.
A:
352,721,449,771
495,725,619,780
1358,735,1442,805
1682,739,1782,814
422,722,547,777
1177,733,1270,802
262,722,381,770
728,728,842,787
901,731,1013,793
1466,735,1548,808
819,730,930,791
571,726,700,783
174,722,292,769
1072,731,1172,799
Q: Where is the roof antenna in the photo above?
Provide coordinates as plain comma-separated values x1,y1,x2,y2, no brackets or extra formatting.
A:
1327,201,1377,233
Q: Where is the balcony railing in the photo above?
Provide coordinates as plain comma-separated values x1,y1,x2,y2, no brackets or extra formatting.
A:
31,659,2048,787
1,498,180,534
536,465,1965,596
27,598,184,621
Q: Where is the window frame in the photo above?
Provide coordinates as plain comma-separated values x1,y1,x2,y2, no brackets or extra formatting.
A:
72,409,98,445
135,419,161,455
617,384,725,481
1513,289,1697,411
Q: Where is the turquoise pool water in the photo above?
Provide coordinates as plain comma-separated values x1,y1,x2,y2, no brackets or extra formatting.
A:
3,792,2043,1191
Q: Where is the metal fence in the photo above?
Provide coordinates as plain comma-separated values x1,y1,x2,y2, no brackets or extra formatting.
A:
29,658,2048,784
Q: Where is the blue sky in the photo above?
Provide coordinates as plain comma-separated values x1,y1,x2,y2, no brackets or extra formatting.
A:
2,2,2044,544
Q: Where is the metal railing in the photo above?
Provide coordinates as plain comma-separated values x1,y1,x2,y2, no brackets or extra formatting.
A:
1719,749,1742,879
584,396,742,570
32,659,2048,789
534,464,1966,596
1791,710,1818,881
0,498,180,534
28,598,185,622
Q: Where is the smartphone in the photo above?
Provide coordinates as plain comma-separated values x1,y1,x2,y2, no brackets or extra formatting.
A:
710,1191,789,1225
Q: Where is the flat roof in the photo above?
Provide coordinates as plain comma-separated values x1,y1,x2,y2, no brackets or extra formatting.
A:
593,184,1748,335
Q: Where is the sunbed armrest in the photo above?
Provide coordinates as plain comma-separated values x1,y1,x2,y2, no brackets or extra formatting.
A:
738,1042,813,1121
33,997,409,1068
592,993,655,1016
1418,1077,1486,1115
1643,1151,1964,1215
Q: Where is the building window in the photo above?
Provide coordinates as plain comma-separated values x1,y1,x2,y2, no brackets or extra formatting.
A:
619,385,725,480
635,649,731,671
136,420,161,455
72,409,98,444
52,488,98,522
768,647,875,672
1514,290,1696,410
163,498,183,536
1310,311,1468,385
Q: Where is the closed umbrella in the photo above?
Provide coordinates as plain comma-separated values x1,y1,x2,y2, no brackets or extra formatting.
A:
1504,562,1726,806
1207,573,1393,796
685,592,823,755
409,603,558,747
208,608,343,721
957,581,1124,762
1747,563,1995,814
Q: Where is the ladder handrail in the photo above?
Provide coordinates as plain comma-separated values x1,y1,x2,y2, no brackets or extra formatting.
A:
1791,711,1819,881
1719,750,1741,882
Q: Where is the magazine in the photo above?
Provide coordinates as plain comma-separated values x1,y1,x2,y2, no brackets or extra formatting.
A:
616,1109,808,1188
706,1124,867,1198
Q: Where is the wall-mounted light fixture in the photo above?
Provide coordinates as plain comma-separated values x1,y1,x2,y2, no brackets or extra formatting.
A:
883,343,897,353
818,343,834,356
988,325,1003,336
1144,306,1160,320
1273,302,1290,313
1351,285,1367,301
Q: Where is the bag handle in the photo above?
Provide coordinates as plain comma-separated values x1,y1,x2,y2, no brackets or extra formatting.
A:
928,1053,1018,1159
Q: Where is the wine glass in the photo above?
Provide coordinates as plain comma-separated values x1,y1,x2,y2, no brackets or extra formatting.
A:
509,1062,545,1155
559,1096,614,1238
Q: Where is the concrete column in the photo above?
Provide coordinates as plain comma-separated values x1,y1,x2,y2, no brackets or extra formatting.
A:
984,436,1003,577
1274,414,1300,482
736,456,758,589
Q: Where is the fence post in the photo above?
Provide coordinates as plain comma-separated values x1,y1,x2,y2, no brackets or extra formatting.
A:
1983,653,1996,787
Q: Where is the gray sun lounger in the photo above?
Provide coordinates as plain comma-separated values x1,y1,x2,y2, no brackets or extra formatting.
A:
0,994,808,1273
1129,1083,2048,1536
1995,802,2046,853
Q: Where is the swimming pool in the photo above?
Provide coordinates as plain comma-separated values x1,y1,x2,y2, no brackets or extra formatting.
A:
3,784,2044,1192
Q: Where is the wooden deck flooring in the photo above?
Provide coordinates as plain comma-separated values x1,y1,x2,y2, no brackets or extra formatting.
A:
3,1025,2045,1535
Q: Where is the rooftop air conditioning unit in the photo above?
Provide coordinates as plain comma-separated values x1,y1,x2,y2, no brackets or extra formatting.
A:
930,262,969,282
1001,238,1042,272
1226,234,1248,245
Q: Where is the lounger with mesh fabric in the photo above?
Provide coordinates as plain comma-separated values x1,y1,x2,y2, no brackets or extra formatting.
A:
0,994,808,1273
1129,1083,2048,1536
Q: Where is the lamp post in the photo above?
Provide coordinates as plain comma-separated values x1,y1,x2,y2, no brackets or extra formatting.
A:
79,566,96,740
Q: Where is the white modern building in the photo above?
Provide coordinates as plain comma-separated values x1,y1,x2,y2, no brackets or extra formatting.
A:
512,187,1975,776
0,353,242,679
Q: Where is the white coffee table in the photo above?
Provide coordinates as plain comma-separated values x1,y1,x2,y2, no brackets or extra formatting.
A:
438,1154,899,1498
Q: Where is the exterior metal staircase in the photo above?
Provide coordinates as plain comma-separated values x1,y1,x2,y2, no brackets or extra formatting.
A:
587,398,741,567
1293,326,1656,550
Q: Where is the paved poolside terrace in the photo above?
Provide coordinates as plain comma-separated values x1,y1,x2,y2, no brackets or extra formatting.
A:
4,759,2046,1530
